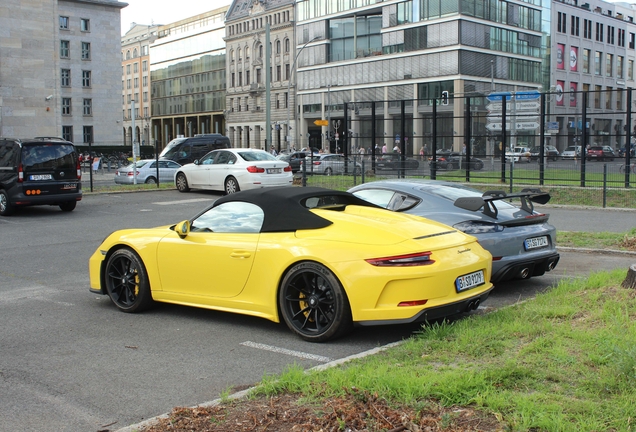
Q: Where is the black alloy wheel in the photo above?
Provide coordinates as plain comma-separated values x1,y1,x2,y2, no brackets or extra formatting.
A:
104,248,154,313
279,262,352,342
0,190,14,216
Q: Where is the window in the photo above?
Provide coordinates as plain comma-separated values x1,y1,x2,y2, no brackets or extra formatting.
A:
617,89,623,111
126,64,131,75
83,99,92,116
584,19,592,39
276,40,281,54
594,85,601,109
617,56,624,79
83,126,93,144
619,29,626,47
142,60,148,72
285,38,290,53
582,49,590,73
59,16,69,30
596,22,603,42
133,48,138,58
60,40,70,58
62,126,73,142
285,63,290,80
61,69,70,86
127,78,131,89
629,60,634,80
231,72,235,87
62,98,71,115
238,71,242,86
143,76,148,87
276,65,281,81
134,77,139,88
630,32,635,49
142,45,148,56
571,16,579,36
605,87,612,109
82,70,91,87
607,26,615,45
81,42,91,60
80,18,90,32
595,51,602,76
134,63,138,73
256,68,261,84
246,70,250,85
143,91,148,102
284,92,288,109
606,53,613,77
557,12,566,33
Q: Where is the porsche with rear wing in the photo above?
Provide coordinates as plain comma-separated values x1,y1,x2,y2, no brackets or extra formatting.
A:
349,180,559,283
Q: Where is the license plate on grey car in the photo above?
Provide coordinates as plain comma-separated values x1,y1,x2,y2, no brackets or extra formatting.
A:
524,236,548,250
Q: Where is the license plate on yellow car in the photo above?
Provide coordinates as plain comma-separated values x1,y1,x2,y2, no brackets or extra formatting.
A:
455,270,485,292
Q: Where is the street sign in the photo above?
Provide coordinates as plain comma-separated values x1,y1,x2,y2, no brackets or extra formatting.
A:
515,122,540,130
486,92,511,102
486,123,508,131
487,101,540,113
313,119,329,126
515,90,541,100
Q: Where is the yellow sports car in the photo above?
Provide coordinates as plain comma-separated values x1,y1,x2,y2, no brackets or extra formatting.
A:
89,187,493,342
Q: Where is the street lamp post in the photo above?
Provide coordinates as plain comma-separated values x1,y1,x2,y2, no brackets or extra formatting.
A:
287,36,319,152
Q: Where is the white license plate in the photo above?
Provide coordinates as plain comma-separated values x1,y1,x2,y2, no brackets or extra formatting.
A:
524,236,549,250
455,270,485,292
267,168,282,174
30,174,52,181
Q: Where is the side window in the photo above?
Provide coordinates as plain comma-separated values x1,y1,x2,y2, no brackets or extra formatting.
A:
0,143,18,168
199,152,216,165
351,189,395,209
167,161,180,168
179,144,191,158
192,143,209,158
215,151,230,165
191,202,264,233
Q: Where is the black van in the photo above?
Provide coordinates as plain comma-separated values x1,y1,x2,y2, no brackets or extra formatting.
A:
0,137,82,216
159,134,231,165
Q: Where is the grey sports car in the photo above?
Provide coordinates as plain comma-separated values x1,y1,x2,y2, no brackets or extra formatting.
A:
348,179,559,283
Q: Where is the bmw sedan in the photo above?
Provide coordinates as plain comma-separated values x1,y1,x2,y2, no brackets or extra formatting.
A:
349,179,559,283
89,187,493,342
175,148,293,194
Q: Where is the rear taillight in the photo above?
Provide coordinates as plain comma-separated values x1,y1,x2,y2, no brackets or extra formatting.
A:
313,161,321,165
246,166,265,173
76,159,82,180
366,252,434,267
283,166,292,172
18,163,24,182
127,171,140,177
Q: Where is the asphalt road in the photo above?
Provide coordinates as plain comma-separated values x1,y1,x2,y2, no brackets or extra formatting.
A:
0,189,634,432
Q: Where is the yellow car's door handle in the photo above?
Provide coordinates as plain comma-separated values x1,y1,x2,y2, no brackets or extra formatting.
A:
230,251,252,259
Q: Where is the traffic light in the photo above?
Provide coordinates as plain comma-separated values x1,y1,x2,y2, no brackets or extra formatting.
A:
441,91,449,105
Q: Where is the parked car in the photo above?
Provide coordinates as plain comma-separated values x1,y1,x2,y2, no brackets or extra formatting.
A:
276,151,314,173
349,179,560,283
159,134,230,166
376,153,420,170
88,187,493,342
618,144,635,158
529,145,560,161
305,153,362,175
505,146,531,163
114,159,181,185
0,137,82,216
430,152,484,170
561,145,582,160
586,145,615,161
174,148,292,194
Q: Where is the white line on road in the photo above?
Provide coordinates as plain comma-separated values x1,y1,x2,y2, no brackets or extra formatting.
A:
153,198,214,205
241,341,333,363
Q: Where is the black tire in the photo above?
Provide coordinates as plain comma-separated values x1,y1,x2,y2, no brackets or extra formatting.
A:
104,248,154,313
279,261,352,342
474,162,484,171
353,166,362,175
145,176,157,184
59,201,76,212
0,189,14,216
619,165,628,174
324,167,333,176
175,172,190,192
446,163,455,170
224,176,240,194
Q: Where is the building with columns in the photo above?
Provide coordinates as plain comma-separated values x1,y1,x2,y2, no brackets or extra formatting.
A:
224,0,296,151
121,23,159,147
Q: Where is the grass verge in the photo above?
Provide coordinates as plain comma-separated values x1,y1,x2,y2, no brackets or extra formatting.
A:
248,269,636,431
558,228,636,251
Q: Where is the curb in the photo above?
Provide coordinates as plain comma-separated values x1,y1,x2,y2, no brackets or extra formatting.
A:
557,246,636,256
115,341,404,432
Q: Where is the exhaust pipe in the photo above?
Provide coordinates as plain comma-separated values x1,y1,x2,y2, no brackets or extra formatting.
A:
547,260,556,271
519,267,530,279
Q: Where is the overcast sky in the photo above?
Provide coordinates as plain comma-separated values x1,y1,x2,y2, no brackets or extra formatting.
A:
120,0,232,35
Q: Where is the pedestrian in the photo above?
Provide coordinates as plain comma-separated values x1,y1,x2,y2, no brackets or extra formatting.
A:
382,143,388,154
393,144,400,153
270,145,277,156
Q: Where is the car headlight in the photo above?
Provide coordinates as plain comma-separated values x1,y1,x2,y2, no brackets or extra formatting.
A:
453,220,504,234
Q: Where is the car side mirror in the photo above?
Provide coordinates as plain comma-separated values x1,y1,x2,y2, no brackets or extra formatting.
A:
193,159,199,165
175,220,191,238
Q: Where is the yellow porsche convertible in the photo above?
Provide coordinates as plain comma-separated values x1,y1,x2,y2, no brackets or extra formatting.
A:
89,187,493,342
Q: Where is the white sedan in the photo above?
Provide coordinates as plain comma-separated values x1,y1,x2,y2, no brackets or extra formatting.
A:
174,148,293,194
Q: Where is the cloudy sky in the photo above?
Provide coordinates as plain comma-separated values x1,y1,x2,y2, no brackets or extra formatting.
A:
120,0,232,35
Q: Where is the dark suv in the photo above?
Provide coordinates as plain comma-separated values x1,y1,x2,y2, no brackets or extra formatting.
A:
159,134,231,165
0,137,82,216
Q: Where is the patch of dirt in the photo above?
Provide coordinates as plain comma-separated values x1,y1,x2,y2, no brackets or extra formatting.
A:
141,391,504,432
619,234,636,251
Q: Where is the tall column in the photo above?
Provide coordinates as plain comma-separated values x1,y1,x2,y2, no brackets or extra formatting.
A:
383,86,393,153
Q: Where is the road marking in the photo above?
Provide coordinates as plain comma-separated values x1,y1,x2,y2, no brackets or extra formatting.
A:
153,198,214,205
241,341,333,363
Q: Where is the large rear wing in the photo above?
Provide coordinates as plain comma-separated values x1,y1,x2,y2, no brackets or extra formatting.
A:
454,188,550,220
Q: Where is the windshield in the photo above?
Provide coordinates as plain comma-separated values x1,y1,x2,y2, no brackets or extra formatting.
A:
159,138,187,159
22,144,76,170
238,151,277,162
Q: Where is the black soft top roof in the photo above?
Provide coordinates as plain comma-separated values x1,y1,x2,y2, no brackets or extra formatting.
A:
213,187,379,232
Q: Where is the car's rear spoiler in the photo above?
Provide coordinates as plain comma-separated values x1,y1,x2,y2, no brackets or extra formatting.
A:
454,188,551,220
